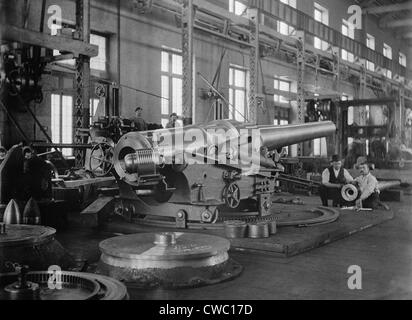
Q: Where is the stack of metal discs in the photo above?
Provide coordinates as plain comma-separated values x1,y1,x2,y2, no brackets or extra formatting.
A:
247,222,270,238
224,220,247,238
96,232,243,289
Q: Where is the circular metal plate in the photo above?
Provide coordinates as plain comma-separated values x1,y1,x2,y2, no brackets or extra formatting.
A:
99,232,230,261
0,271,100,300
0,225,56,248
82,273,128,300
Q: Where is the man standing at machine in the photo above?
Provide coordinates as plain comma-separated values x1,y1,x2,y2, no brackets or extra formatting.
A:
131,106,148,132
166,113,180,129
353,162,380,209
320,154,354,207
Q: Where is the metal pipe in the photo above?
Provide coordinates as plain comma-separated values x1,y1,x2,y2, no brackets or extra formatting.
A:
259,121,336,151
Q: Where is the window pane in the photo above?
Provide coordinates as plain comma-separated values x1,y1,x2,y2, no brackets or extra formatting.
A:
229,88,234,119
342,49,348,60
172,78,182,115
342,24,348,36
234,1,247,15
279,80,290,92
274,79,279,89
62,96,73,156
90,34,106,71
234,69,246,87
278,21,289,35
161,52,169,72
314,9,322,22
161,75,169,115
279,96,289,103
51,94,61,144
172,54,182,75
235,89,245,121
366,34,375,50
229,68,234,86
314,37,321,49
348,107,354,125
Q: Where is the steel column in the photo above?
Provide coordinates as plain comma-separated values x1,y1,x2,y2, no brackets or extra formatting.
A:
74,0,91,168
295,30,305,157
248,8,259,124
182,0,194,125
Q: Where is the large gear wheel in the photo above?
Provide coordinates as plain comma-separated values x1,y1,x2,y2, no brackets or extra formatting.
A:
223,182,241,209
89,142,114,177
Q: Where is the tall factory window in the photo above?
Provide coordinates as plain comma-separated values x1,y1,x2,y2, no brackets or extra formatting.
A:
277,0,296,36
366,34,375,72
273,77,291,104
341,19,354,63
383,43,392,60
229,65,248,122
314,3,329,51
399,52,407,67
366,34,375,50
51,94,73,157
90,33,108,72
229,0,247,16
161,48,183,128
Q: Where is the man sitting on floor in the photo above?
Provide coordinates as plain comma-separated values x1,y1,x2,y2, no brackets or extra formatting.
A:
353,162,380,209
320,154,354,207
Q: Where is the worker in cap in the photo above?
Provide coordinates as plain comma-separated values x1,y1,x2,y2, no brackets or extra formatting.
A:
131,106,148,132
166,113,180,129
352,162,380,209
319,154,354,207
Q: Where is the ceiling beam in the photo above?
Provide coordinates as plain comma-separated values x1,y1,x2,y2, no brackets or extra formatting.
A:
364,2,412,14
0,24,98,57
402,31,412,39
381,18,412,28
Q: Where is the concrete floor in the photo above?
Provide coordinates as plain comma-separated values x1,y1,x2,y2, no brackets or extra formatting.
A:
57,195,412,300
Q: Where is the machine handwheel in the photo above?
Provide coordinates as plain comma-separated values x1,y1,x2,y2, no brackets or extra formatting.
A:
89,142,114,177
223,182,241,209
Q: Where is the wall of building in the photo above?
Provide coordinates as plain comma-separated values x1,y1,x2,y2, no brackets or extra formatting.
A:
0,0,410,150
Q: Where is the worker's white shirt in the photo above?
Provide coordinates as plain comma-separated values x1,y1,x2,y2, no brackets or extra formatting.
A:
322,168,353,185
355,173,379,200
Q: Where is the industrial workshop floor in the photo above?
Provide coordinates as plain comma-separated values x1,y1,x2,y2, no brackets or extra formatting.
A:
57,194,412,300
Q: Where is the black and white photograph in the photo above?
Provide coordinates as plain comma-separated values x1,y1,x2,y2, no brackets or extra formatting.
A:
0,0,412,307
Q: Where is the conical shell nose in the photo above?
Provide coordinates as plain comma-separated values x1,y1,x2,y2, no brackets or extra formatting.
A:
3,199,21,225
23,198,41,225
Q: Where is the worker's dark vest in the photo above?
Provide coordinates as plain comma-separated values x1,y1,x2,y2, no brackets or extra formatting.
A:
328,167,346,184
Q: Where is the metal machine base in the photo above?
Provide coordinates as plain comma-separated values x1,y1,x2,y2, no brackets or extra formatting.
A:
96,232,243,289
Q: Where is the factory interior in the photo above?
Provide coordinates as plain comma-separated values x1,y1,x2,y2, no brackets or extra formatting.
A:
1,0,412,302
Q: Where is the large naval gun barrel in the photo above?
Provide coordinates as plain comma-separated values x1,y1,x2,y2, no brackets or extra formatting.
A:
113,120,336,186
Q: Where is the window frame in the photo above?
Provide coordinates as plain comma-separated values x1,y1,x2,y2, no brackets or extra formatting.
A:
228,65,248,122
51,93,74,157
313,3,329,51
161,47,184,128
383,43,392,60
90,32,109,72
229,0,248,16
